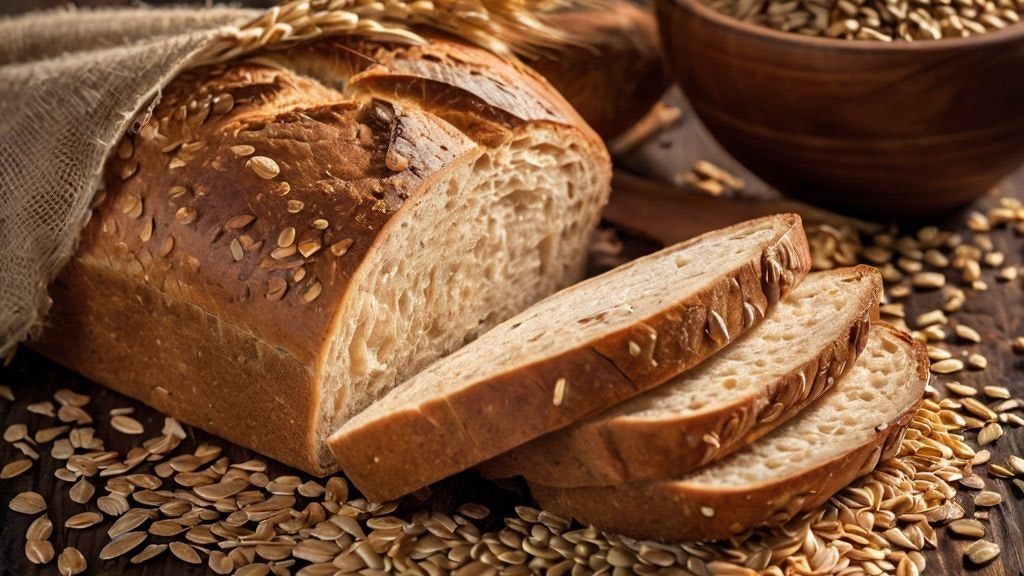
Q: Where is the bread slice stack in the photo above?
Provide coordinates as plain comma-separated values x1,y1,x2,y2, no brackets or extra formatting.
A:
480,265,882,486
329,213,811,499
529,323,927,540
329,214,928,541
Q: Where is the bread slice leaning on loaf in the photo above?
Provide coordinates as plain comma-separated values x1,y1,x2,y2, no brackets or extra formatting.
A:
328,214,813,501
529,323,928,541
34,36,611,475
482,265,882,487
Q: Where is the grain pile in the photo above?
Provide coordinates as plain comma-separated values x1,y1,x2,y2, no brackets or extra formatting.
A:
704,0,1024,40
2,199,1024,574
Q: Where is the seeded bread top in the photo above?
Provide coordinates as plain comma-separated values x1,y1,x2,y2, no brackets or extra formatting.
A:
85,36,601,369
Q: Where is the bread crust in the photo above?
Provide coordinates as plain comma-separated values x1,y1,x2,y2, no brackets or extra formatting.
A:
481,266,882,487
328,214,812,501
34,36,609,475
529,324,929,542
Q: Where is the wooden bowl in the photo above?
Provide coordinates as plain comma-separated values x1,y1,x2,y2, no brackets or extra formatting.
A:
655,0,1024,216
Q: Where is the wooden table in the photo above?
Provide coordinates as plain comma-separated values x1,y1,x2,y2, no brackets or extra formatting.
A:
2,94,1023,575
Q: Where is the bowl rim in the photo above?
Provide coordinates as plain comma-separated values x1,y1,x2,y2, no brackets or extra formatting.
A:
659,0,1024,52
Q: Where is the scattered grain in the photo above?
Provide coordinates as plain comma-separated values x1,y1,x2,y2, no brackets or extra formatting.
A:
911,272,945,289
170,541,202,564
973,491,1001,507
983,386,1011,400
4,423,27,442
1013,336,1024,354
966,540,1000,565
111,414,144,435
27,401,56,417
978,423,1003,445
954,325,981,343
930,359,964,374
97,494,130,517
99,531,148,560
66,512,104,529
945,382,977,397
25,539,54,565
10,491,46,514
1,459,32,479
1008,455,1024,475
55,547,85,576
69,477,95,504
949,519,985,538
26,515,53,541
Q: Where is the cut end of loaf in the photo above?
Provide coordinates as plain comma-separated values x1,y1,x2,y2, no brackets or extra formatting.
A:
315,125,609,470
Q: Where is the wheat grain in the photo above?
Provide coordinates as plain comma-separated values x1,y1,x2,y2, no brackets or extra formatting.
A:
25,539,54,565
56,546,85,576
10,492,46,514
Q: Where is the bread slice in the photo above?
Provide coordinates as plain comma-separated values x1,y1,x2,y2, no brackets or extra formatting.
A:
328,214,812,501
482,266,882,487
529,323,928,541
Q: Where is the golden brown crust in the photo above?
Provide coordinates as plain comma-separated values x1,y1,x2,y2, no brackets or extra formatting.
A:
328,214,812,501
528,2,669,139
529,324,929,542
34,36,609,475
481,266,882,487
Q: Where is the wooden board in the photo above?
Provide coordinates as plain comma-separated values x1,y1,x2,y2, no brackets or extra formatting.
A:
2,91,1023,576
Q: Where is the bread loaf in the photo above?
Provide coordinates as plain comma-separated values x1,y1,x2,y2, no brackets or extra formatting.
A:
34,36,611,475
529,324,928,541
482,266,882,487
329,214,812,501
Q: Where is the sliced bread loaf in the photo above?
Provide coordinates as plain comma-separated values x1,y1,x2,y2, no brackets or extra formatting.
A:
529,323,928,541
482,266,882,487
328,214,812,501
36,37,611,476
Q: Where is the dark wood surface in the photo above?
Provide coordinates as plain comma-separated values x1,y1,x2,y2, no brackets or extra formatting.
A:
2,93,1023,574
2,2,1023,568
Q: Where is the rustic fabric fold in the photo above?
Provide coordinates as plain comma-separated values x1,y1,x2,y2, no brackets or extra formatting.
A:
0,7,258,359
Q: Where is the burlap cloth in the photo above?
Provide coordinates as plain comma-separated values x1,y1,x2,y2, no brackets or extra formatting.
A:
0,2,568,360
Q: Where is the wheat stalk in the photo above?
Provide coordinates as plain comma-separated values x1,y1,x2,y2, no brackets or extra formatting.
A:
194,0,587,67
